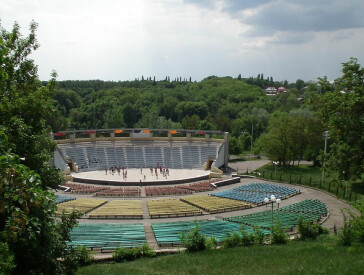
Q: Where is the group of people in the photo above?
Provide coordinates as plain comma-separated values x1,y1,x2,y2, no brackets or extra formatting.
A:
105,166,128,179
149,164,169,179
104,164,170,181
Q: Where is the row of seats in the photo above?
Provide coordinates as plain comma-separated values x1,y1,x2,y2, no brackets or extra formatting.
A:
236,182,300,197
95,187,141,197
69,223,146,251
181,195,252,214
55,195,76,204
88,200,143,219
212,182,299,204
279,199,328,216
144,178,237,197
56,198,107,215
68,200,327,250
147,199,203,218
151,220,266,247
57,140,220,171
225,199,327,230
64,183,109,194
145,186,193,196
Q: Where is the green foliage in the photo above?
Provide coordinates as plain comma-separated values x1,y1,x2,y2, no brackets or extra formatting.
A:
112,247,141,262
140,243,157,258
0,22,79,274
63,246,93,273
229,136,242,155
205,237,218,250
180,224,206,252
270,221,288,245
0,242,15,275
319,58,364,180
240,228,255,246
112,243,155,262
257,110,322,166
339,200,364,244
223,231,241,248
297,217,328,240
338,221,355,246
252,225,265,245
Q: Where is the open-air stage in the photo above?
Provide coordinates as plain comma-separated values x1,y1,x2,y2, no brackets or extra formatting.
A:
72,168,211,186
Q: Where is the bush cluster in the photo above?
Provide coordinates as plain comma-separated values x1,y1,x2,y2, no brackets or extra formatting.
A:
63,246,93,273
112,243,156,262
298,218,329,240
270,221,289,245
223,226,266,248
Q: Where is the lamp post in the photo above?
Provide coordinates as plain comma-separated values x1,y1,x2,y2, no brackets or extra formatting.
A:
264,195,281,232
321,131,329,183
273,161,279,176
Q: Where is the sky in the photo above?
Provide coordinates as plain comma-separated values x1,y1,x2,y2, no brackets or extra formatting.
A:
1,0,364,82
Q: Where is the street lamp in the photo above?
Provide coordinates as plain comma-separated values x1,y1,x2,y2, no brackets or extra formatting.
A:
264,195,281,232
321,131,329,183
273,161,279,176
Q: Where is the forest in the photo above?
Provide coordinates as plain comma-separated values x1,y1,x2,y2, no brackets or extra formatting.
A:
47,74,323,165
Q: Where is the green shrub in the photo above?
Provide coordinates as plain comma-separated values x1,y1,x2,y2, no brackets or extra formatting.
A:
270,221,288,245
240,229,255,246
298,218,329,240
112,247,141,262
223,231,241,248
63,246,93,274
205,237,218,250
0,242,15,275
112,244,156,262
180,224,206,252
252,226,266,245
349,200,364,243
140,243,156,258
338,221,355,246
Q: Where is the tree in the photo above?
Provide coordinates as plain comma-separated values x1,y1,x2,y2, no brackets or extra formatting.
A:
319,58,364,180
0,21,80,274
257,110,322,166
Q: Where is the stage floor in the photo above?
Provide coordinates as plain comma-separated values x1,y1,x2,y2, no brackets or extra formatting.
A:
72,168,210,186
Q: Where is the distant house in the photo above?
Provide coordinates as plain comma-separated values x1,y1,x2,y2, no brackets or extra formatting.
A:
265,87,277,95
277,87,288,94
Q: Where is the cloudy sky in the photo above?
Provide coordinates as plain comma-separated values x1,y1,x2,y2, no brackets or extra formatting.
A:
1,0,364,82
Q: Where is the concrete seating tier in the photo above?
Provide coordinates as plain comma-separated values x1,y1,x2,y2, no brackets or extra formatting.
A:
57,140,220,171
151,220,262,247
64,183,110,194
236,182,300,197
178,180,215,192
181,195,252,214
69,223,146,251
225,199,327,230
56,198,107,215
55,195,76,204
88,200,143,219
145,186,193,196
147,199,203,218
279,199,328,216
212,182,300,205
95,187,141,197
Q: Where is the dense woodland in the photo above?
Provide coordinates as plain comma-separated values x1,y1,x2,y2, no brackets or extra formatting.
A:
46,75,323,165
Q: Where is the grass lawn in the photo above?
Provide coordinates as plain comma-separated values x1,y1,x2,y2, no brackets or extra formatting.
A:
77,237,364,275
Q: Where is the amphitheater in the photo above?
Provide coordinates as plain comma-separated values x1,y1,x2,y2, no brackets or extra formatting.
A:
53,129,351,252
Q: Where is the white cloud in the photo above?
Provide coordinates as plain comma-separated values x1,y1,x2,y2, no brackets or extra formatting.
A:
1,0,364,82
